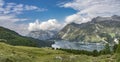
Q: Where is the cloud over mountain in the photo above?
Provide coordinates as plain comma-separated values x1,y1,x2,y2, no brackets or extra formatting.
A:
28,0,120,32
65,13,91,24
28,19,63,31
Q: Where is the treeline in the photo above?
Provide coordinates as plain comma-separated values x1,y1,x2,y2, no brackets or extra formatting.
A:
58,44,118,57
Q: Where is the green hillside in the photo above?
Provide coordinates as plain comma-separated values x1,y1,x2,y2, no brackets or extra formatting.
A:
0,26,53,47
0,42,117,62
116,43,120,62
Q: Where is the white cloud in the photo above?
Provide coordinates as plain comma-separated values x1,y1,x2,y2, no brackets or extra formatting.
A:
0,15,29,35
62,0,120,24
0,15,28,22
0,1,46,15
0,0,4,6
0,21,28,36
28,19,63,31
65,13,91,24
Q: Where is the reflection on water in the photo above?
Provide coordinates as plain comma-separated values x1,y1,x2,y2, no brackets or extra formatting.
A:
52,40,105,51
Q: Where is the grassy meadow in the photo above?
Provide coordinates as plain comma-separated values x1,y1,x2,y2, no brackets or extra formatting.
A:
0,42,117,62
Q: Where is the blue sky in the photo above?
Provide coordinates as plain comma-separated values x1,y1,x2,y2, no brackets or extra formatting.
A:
5,0,76,22
0,0,120,35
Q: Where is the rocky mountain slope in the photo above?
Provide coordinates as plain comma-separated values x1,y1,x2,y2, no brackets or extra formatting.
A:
57,15,120,43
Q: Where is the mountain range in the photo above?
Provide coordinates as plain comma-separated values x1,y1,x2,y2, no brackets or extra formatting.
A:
2,15,119,47
57,15,120,43
27,15,120,44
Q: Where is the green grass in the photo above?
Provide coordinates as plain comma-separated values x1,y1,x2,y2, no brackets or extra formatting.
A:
0,42,117,62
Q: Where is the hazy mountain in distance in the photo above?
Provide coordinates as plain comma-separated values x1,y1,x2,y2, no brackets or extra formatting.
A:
27,30,57,40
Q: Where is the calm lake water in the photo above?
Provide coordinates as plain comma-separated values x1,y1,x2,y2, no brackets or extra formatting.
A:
52,41,105,51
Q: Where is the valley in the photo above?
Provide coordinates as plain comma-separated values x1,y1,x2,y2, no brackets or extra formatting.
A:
0,15,120,62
